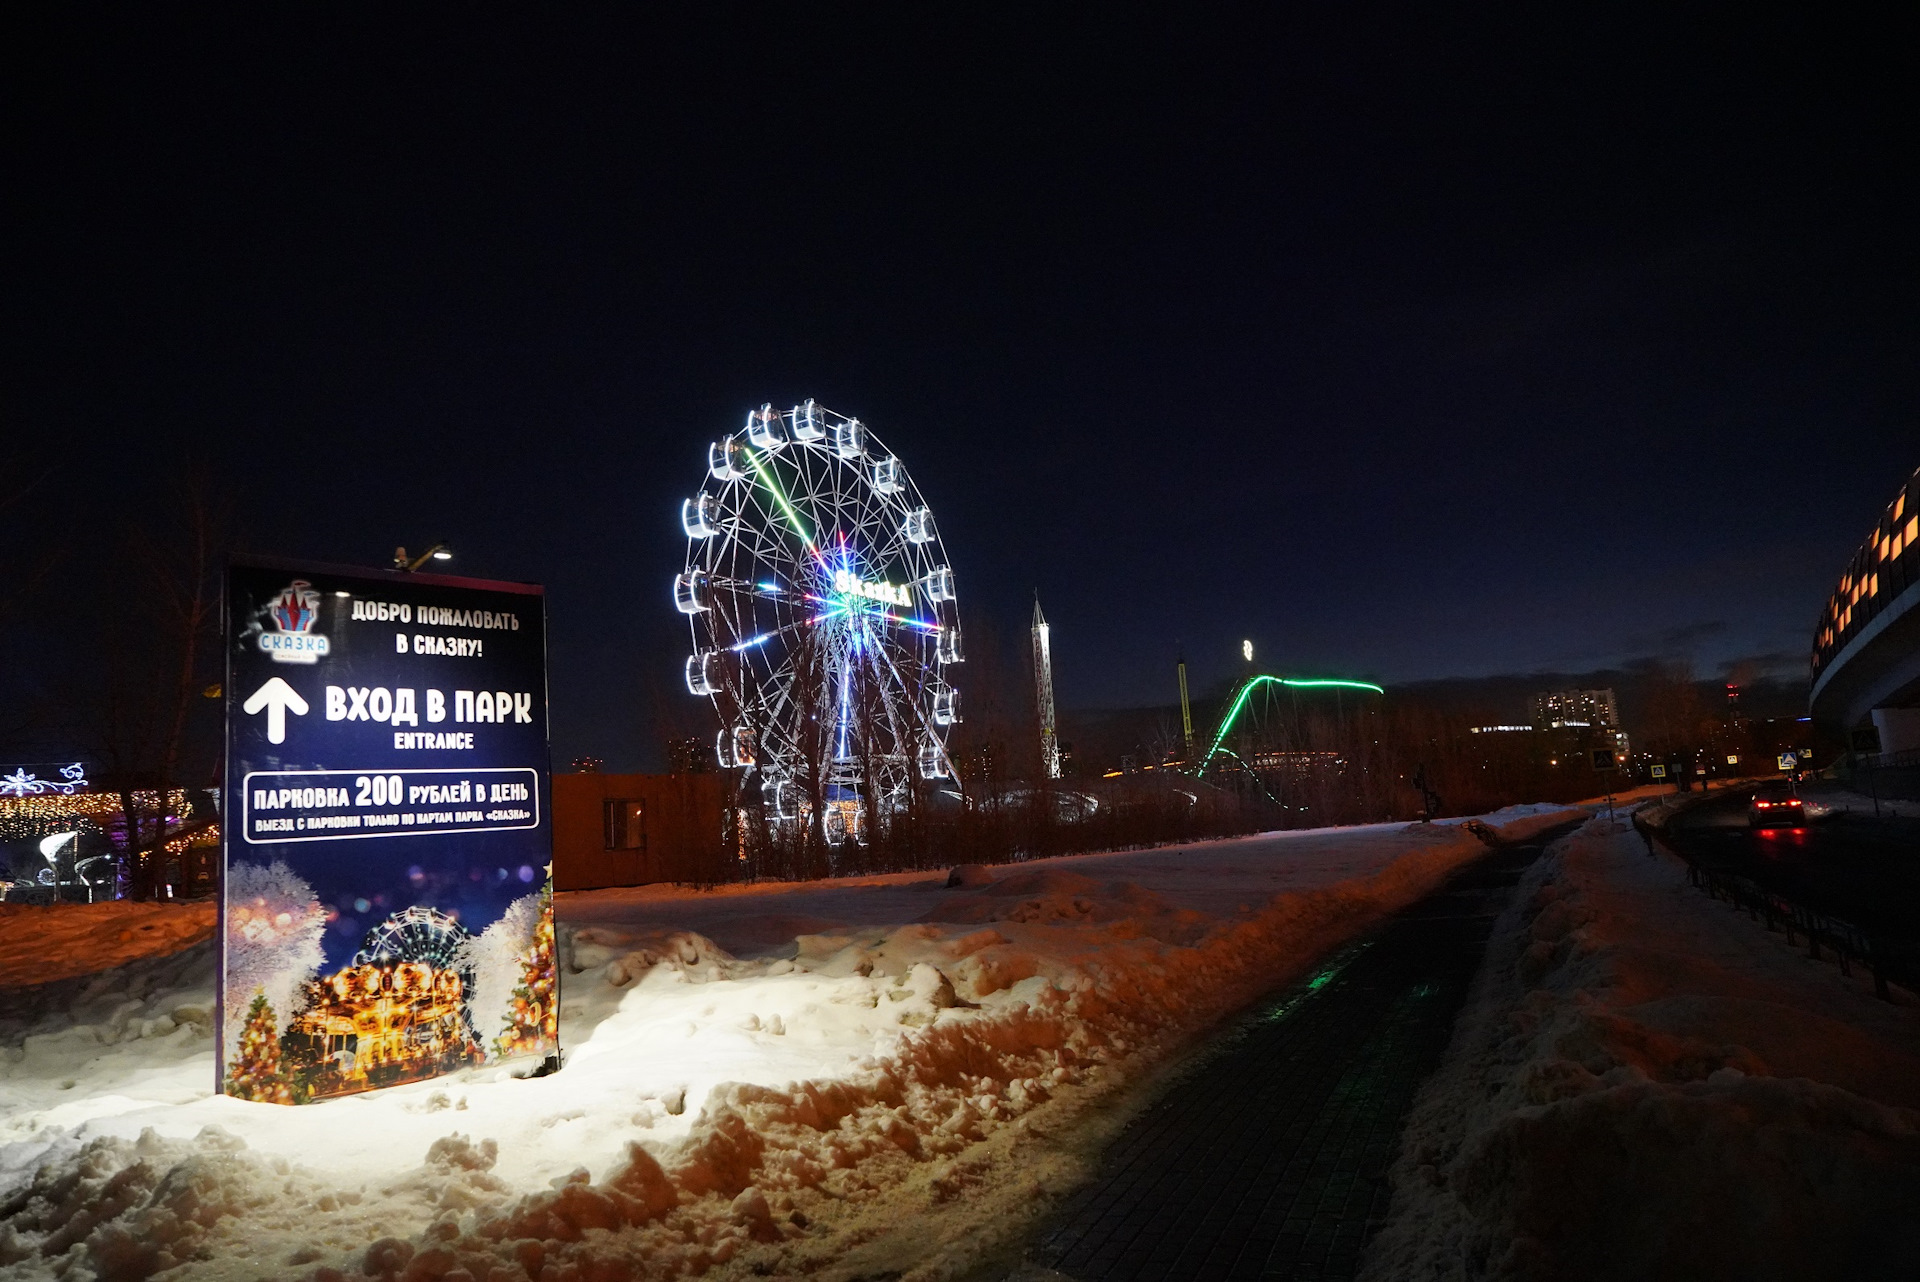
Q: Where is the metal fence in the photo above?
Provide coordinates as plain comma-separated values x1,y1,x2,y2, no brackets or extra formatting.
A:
1633,809,1909,1001
1860,746,1920,771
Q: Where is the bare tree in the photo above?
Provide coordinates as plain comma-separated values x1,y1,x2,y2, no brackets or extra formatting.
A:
0,466,65,747
0,466,59,637
1641,658,1708,760
69,471,229,899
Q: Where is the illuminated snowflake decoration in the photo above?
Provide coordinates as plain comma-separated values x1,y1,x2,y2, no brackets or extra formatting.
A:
0,763,88,798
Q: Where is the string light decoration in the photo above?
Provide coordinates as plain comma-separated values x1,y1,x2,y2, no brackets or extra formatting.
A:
0,794,114,843
166,823,220,858
0,790,193,841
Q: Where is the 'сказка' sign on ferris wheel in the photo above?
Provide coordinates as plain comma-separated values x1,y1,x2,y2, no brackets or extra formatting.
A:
676,400,962,842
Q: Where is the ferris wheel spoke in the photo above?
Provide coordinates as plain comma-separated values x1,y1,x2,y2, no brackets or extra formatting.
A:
728,472,798,550
857,641,915,754
730,487,797,566
728,613,829,654
708,576,806,610
862,627,931,732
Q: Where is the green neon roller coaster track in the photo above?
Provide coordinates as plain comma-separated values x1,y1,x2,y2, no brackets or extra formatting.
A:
1196,675,1385,776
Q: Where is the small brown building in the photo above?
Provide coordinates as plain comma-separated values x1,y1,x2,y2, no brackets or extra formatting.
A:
550,772,731,891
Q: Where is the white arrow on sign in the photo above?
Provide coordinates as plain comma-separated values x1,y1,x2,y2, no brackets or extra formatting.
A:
242,676,309,745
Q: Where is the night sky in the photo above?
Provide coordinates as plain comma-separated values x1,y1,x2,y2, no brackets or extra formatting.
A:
8,8,1915,769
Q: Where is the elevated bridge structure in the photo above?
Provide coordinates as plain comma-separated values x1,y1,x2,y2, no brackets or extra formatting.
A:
1811,466,1920,756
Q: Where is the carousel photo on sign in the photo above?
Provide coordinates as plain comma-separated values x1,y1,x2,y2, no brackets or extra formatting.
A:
220,557,558,1104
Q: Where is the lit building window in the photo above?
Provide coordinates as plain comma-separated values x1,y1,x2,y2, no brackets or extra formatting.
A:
603,799,645,851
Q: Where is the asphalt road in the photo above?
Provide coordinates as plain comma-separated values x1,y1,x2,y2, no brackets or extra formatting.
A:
1661,785,1920,947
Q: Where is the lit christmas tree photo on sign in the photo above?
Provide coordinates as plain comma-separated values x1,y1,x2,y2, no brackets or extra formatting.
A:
493,878,557,1058
227,992,294,1104
220,556,557,1103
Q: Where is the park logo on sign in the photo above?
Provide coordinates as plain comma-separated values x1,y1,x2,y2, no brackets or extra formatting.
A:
831,567,912,608
259,580,331,664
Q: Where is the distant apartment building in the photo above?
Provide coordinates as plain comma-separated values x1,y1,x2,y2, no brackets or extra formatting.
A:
1532,688,1618,729
1532,688,1630,759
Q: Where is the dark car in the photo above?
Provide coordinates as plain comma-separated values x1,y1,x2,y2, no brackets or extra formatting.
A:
1748,783,1806,829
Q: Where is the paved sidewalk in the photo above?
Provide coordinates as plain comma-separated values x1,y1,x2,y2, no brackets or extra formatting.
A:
1033,840,1551,1280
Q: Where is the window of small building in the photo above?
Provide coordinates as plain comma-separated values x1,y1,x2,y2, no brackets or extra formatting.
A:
604,798,645,850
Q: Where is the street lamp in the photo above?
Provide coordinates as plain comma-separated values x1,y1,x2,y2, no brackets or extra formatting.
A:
394,542,454,572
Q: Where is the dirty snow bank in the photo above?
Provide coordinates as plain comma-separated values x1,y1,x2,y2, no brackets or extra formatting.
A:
0,809,1576,1281
0,901,214,992
1360,818,1920,1282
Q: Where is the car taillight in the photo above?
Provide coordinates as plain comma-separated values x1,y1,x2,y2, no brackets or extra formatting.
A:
1756,801,1771,808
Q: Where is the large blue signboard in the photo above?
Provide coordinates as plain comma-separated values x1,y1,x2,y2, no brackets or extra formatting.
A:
220,556,556,1104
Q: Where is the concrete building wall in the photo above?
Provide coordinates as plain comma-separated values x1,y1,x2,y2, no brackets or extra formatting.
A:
1872,707,1920,756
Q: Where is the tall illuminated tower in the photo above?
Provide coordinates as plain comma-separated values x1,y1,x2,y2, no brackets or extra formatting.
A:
1033,596,1061,779
1177,653,1195,760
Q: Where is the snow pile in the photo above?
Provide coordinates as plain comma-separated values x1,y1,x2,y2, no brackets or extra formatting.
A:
1361,817,1920,1282
0,808,1578,1280
0,901,213,992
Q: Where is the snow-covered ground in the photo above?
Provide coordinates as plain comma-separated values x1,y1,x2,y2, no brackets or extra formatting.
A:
1804,787,1920,819
0,807,1577,1281
1360,815,1920,1282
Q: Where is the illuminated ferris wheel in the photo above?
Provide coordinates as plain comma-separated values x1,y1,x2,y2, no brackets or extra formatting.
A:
676,401,962,840
354,905,471,970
